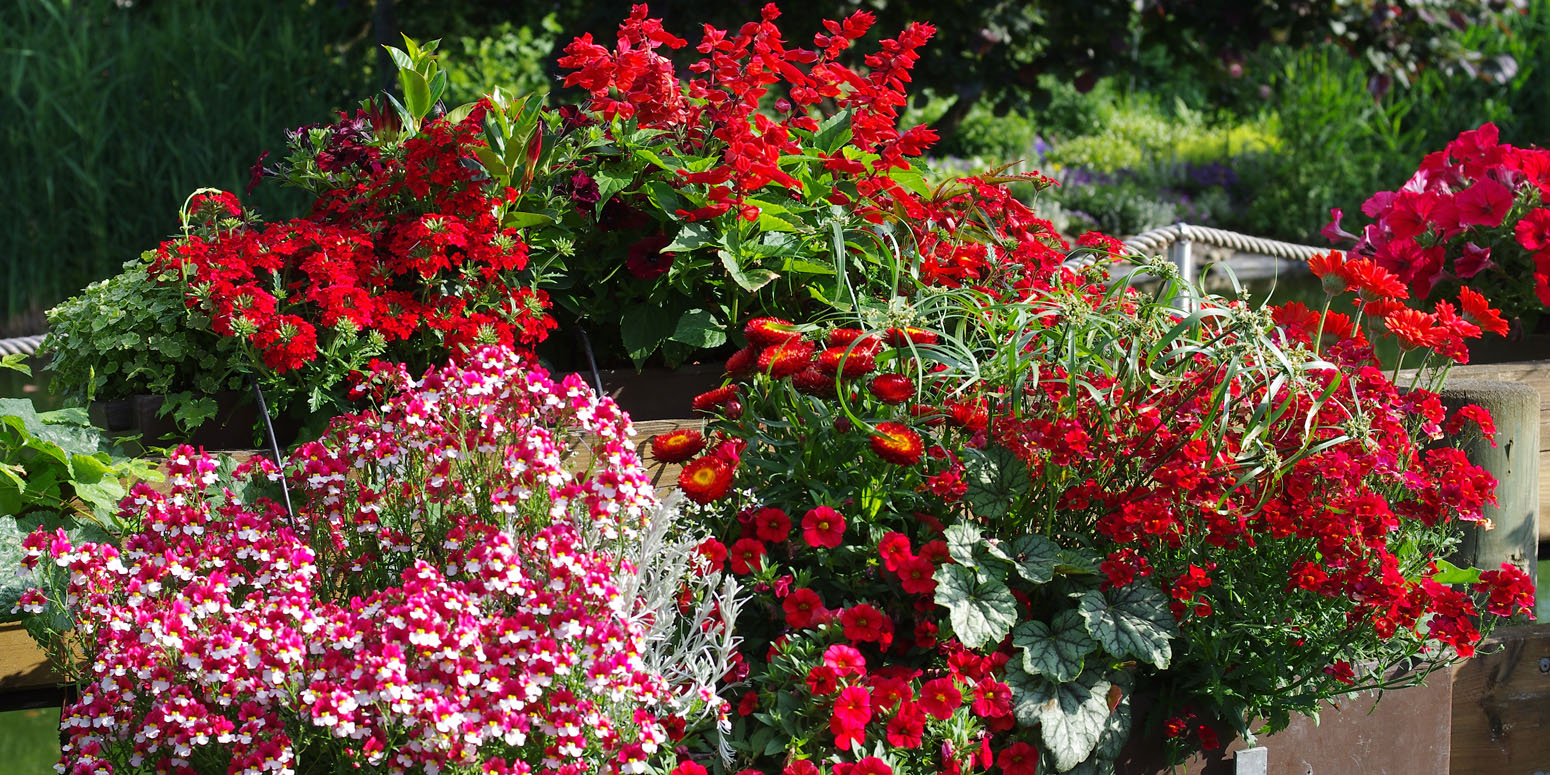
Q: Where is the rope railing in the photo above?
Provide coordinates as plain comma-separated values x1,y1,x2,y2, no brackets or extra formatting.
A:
0,334,44,357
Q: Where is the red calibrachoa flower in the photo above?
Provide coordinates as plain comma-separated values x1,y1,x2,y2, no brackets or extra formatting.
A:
830,685,873,751
997,742,1039,775
918,677,962,720
802,506,846,548
784,588,827,629
824,644,867,677
841,603,889,643
753,507,793,542
729,538,768,574
651,428,707,462
869,422,924,465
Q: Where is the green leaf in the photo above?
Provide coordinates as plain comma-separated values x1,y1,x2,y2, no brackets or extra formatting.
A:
934,563,1017,649
814,110,853,154
1014,609,1096,683
595,161,635,206
1005,534,1060,584
620,305,674,368
718,250,780,293
963,445,1032,521
1077,583,1178,669
944,523,984,567
1430,558,1483,585
399,68,432,120
0,354,30,376
670,309,728,350
1006,664,1112,772
1055,549,1102,576
504,211,555,229
664,223,715,253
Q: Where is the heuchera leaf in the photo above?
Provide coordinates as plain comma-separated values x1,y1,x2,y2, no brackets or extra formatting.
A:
1006,533,1059,584
962,445,1031,520
1005,663,1113,772
1014,609,1096,683
1077,583,1178,670
934,563,1017,649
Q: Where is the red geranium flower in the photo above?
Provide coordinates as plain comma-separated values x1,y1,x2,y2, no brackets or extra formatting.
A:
650,428,705,463
869,422,924,465
753,507,792,542
678,456,734,503
869,373,914,404
783,587,826,629
802,506,846,548
918,677,962,720
728,538,766,574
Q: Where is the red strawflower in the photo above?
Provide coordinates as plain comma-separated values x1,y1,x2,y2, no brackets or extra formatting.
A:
841,603,888,643
1458,286,1510,336
802,506,846,548
996,742,1039,775
745,316,802,347
650,428,705,463
870,422,924,465
946,398,989,430
817,345,877,378
783,587,826,629
753,507,792,542
869,373,915,404
692,384,739,413
918,677,962,720
758,340,815,378
884,326,938,346
823,644,867,677
679,456,734,503
728,538,767,575
726,346,760,378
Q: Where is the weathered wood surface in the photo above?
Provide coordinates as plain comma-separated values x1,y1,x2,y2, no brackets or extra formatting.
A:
1436,360,1550,541
0,623,53,694
560,417,706,490
1450,622,1550,775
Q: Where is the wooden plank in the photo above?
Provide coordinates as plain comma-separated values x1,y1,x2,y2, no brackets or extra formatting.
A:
1450,623,1550,775
561,417,705,491
0,623,54,693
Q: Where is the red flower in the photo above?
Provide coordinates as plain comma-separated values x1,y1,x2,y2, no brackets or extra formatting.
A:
672,762,707,775
792,367,840,399
1459,286,1510,337
1516,207,1550,251
678,456,734,503
1308,250,1349,294
884,326,938,346
996,742,1039,775
971,678,1012,719
895,555,938,595
696,538,727,573
753,507,792,542
784,762,820,775
817,345,877,378
625,235,675,280
807,664,840,695
918,677,962,720
1322,660,1356,685
885,702,925,748
1473,562,1536,617
869,373,915,404
802,506,846,548
830,686,872,750
1454,178,1514,228
869,422,924,465
738,691,760,716
823,644,867,677
783,587,826,629
878,531,913,572
728,538,766,574
849,757,891,775
726,346,760,378
745,316,802,347
692,384,739,413
758,340,815,378
1383,308,1440,351
841,603,888,643
946,398,989,430
650,428,705,463
1196,724,1221,751
1345,259,1408,302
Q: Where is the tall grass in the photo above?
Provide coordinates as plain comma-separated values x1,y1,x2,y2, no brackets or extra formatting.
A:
1,0,373,332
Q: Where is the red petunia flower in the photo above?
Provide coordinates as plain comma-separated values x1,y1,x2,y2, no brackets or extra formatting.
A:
869,422,924,465
625,235,675,280
695,538,727,573
869,373,914,404
752,507,792,542
918,677,962,720
1515,207,1550,251
802,506,846,548
758,340,815,378
848,758,892,775
830,686,872,750
728,538,767,575
784,761,820,775
650,428,705,463
679,456,734,503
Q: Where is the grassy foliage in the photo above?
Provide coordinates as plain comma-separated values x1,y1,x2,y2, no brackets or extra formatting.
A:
1,0,372,329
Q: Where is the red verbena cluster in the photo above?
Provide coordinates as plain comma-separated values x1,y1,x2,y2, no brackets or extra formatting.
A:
152,107,554,375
